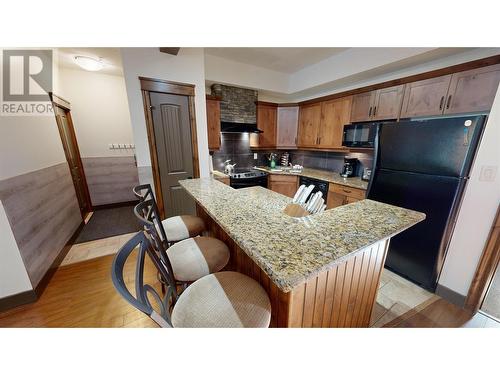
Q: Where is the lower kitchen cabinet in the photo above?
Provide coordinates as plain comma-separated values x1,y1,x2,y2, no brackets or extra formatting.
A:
327,183,366,208
268,174,298,198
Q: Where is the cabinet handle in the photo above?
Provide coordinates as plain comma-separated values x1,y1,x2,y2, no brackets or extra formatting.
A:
439,96,444,110
373,106,377,116
343,189,352,194
446,95,452,109
368,106,372,117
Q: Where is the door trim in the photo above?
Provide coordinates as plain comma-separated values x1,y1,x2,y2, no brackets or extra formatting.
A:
464,205,500,312
49,93,93,217
139,77,200,217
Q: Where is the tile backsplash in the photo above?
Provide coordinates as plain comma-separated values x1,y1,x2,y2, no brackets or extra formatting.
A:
212,133,374,177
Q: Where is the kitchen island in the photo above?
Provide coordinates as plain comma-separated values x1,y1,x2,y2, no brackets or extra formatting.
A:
180,178,425,327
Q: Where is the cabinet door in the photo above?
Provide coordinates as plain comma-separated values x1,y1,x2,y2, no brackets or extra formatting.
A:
445,64,500,115
345,196,361,204
318,96,352,148
276,106,299,148
297,103,321,147
350,91,375,122
269,175,298,198
257,104,277,148
400,75,452,118
371,84,405,120
206,98,221,150
326,191,346,209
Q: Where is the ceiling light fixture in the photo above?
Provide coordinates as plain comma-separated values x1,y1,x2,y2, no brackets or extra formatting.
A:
74,56,104,71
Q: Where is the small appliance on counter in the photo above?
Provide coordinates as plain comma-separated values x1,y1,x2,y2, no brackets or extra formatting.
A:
362,168,372,181
223,159,236,175
340,157,358,178
280,152,290,167
342,122,379,148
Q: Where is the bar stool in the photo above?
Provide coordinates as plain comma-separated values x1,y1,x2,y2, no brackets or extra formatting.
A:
133,184,205,244
134,199,230,285
111,231,271,328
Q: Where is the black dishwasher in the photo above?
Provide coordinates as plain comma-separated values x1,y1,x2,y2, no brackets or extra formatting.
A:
299,176,328,201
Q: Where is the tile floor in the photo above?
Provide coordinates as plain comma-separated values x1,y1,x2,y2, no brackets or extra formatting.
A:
480,266,500,320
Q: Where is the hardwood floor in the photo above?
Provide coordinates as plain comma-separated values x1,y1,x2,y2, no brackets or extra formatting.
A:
0,252,497,328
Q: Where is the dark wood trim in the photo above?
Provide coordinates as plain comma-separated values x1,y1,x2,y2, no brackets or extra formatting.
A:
140,77,201,217
92,200,139,211
298,55,500,106
0,290,37,313
465,205,500,312
206,94,222,101
50,94,93,217
49,92,71,110
277,103,300,108
256,101,279,107
33,220,85,298
139,76,195,96
159,47,180,56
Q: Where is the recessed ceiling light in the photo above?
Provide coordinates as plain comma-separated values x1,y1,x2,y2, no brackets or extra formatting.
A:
74,56,104,71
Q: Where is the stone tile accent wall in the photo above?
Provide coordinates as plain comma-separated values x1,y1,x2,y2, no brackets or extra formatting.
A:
211,84,258,124
82,156,140,206
0,163,82,287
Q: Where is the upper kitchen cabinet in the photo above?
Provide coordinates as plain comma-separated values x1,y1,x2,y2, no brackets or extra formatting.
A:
350,84,404,122
400,75,452,118
350,91,374,123
206,96,221,151
256,102,277,148
276,106,299,148
371,85,405,120
297,102,321,148
444,64,500,115
318,96,352,148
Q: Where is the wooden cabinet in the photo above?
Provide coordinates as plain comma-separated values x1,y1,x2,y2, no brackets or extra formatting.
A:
445,64,500,115
297,103,321,147
268,174,298,198
276,106,299,148
206,96,221,150
318,96,352,148
326,183,365,209
400,75,453,118
350,85,404,122
298,98,352,149
255,102,277,148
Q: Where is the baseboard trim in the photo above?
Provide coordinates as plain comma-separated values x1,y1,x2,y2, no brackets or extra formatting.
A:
435,284,467,308
93,200,139,210
0,290,37,313
34,219,85,298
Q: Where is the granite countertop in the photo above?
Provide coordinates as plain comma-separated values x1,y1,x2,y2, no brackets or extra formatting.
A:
211,170,228,179
180,178,425,292
255,166,369,190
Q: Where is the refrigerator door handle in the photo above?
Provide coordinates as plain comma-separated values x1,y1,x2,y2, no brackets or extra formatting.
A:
439,96,445,110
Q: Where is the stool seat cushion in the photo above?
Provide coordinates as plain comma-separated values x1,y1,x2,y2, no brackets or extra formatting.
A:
171,271,271,328
162,215,205,242
167,237,229,282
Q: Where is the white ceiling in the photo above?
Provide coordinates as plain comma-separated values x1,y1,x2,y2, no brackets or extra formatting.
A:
57,47,123,76
204,47,348,73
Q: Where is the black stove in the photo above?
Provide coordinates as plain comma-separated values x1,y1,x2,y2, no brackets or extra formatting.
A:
229,168,268,189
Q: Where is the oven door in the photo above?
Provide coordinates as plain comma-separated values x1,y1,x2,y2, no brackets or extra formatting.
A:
230,176,268,189
342,123,377,147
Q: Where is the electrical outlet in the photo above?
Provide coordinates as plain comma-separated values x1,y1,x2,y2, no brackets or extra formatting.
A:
479,166,497,182
254,153,258,160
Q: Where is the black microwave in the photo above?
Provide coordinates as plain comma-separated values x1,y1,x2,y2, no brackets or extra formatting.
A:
342,122,379,148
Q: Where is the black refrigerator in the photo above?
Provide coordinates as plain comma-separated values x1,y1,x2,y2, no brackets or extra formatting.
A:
367,115,487,291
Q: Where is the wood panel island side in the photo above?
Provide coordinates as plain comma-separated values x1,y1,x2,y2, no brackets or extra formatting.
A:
180,178,425,328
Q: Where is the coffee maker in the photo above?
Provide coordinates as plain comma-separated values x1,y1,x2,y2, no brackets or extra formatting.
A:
340,157,358,178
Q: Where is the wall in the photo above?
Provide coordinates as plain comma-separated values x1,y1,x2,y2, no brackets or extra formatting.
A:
57,67,139,205
121,48,209,189
438,85,500,298
0,48,81,299
211,133,268,172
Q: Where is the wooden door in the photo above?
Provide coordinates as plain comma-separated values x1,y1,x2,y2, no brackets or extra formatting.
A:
150,92,196,217
371,84,405,120
350,91,375,122
257,103,277,148
318,96,352,148
400,75,452,118
297,103,321,147
445,64,500,115
54,105,92,218
206,97,221,150
276,106,299,148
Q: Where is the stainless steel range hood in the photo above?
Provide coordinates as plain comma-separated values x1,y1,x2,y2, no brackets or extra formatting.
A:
221,121,263,133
